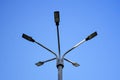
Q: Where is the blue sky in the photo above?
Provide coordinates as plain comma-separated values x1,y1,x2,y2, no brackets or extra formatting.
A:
0,0,120,80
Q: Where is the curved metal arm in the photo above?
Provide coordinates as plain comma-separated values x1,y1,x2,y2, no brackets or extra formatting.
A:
62,39,86,59
35,58,56,66
64,58,80,67
35,41,58,58
22,33,58,58
43,58,56,63
62,32,97,59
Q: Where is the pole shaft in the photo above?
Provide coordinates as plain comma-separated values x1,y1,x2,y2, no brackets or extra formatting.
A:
58,65,63,80
56,25,61,58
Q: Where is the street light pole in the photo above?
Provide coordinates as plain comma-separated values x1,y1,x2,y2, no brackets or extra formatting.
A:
22,11,97,80
54,11,64,80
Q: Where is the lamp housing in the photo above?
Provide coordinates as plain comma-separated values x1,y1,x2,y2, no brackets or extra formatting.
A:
54,11,60,26
86,32,97,41
22,34,35,42
35,61,44,66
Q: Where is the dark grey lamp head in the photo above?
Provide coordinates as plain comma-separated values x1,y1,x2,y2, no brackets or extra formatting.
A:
86,32,97,41
22,33,35,42
54,11,60,26
72,62,80,67
35,61,44,66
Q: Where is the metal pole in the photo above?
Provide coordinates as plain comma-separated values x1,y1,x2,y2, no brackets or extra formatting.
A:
56,25,61,58
58,65,63,80
57,58,64,80
56,23,63,80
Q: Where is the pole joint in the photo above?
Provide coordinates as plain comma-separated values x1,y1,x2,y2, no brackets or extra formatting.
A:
57,59,64,68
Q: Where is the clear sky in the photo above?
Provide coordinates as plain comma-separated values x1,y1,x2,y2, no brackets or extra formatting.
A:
0,0,120,80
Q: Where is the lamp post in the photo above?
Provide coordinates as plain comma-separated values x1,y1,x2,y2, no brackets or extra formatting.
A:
22,11,97,80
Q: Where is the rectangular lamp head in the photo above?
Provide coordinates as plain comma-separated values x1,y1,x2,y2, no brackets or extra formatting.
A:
22,33,35,42
86,32,97,41
35,61,44,66
54,11,60,26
